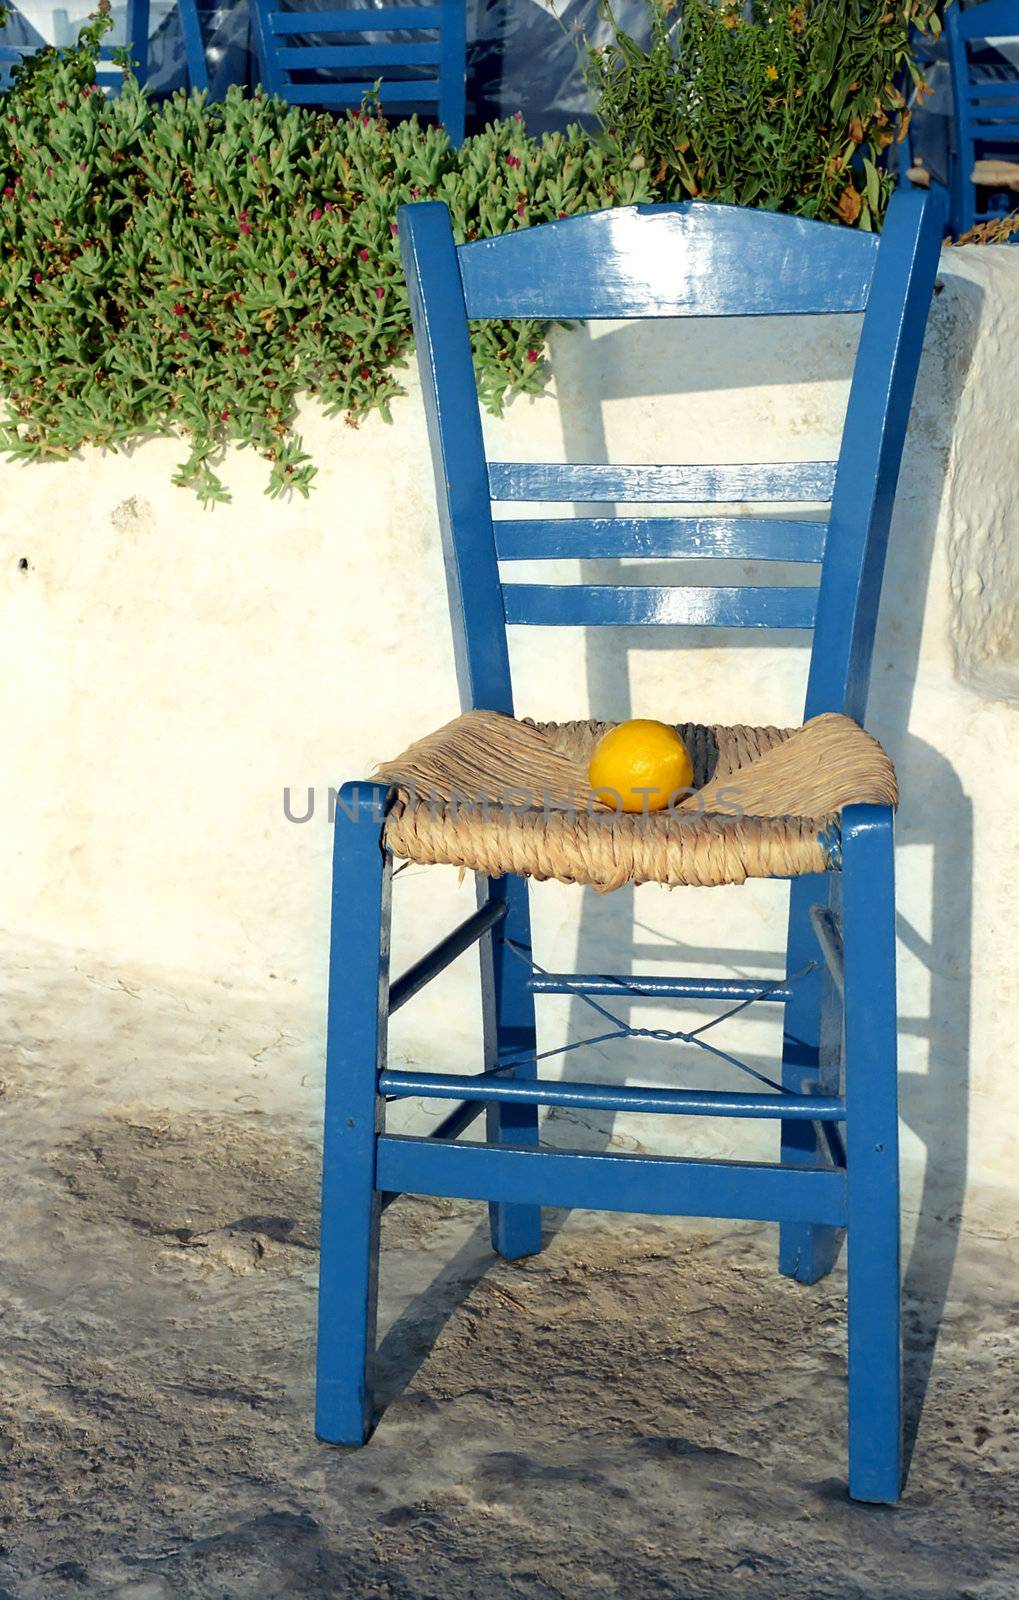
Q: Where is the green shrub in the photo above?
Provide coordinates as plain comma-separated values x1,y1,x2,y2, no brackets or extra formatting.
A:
0,7,653,502
585,0,942,230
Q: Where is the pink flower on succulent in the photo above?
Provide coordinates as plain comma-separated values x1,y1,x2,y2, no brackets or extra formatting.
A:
239,344,250,355
360,367,371,380
288,269,296,279
173,302,186,316
33,271,42,284
505,154,521,168
526,348,539,363
411,186,420,199
220,408,230,421
324,201,335,212
46,165,53,176
239,220,252,236
390,222,398,236
514,110,523,122
358,247,370,262
2,186,13,199
80,162,87,171
375,285,385,300
178,331,190,341
516,204,526,218
311,207,323,221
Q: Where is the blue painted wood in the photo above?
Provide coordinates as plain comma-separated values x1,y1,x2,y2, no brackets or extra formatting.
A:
389,897,507,1014
313,192,944,1498
177,0,210,93
437,0,466,152
315,781,391,1447
494,516,827,564
280,79,441,105
808,903,845,995
376,1137,848,1227
379,1069,846,1122
502,583,817,630
458,203,879,320
272,4,444,30
479,874,542,1260
527,973,795,1002
277,43,442,67
806,183,946,722
400,203,513,714
488,460,837,504
947,1,1019,237
254,0,465,142
0,0,152,91
131,0,150,82
778,872,841,1285
841,803,902,1503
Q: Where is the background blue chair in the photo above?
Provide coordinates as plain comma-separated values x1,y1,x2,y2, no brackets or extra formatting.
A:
0,0,209,93
947,0,1019,235
317,187,945,1504
251,0,466,142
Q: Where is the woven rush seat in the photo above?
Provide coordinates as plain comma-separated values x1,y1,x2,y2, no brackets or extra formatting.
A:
377,710,897,892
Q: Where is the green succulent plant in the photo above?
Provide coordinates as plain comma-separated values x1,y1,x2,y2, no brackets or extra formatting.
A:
0,8,653,503
585,0,943,231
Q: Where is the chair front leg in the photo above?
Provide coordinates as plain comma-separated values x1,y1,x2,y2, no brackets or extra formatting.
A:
779,872,842,1283
480,873,542,1261
842,803,902,1503
315,782,392,1446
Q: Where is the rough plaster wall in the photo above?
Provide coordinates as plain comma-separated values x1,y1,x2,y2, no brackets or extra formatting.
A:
940,249,1019,701
1,245,1017,1242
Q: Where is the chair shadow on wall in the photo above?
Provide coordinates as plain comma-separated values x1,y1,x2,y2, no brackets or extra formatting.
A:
375,280,980,1482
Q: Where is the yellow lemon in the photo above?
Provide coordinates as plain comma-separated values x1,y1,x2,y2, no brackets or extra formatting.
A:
587,720,694,814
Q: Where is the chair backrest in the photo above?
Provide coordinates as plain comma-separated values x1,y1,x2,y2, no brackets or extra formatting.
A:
0,0,150,92
251,0,465,144
400,192,944,728
947,0,1019,231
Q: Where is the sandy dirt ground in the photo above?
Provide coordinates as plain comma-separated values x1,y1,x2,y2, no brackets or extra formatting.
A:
0,946,1016,1599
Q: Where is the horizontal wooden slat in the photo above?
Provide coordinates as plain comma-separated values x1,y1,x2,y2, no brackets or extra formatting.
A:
488,461,837,505
380,1069,847,1121
501,583,818,628
270,5,443,32
493,515,827,562
277,42,440,66
281,77,441,102
970,120,1019,137
376,1135,848,1225
966,82,1019,100
457,203,878,319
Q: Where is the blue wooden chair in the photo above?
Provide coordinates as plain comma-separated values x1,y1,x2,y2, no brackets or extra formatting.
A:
0,1,208,93
317,187,945,1503
947,0,1019,235
251,0,466,143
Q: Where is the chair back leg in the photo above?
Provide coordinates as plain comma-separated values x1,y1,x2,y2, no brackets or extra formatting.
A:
481,873,543,1260
315,785,392,1446
842,804,902,1502
779,872,842,1283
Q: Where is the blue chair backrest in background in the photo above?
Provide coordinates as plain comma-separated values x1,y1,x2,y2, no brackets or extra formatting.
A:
251,0,465,142
0,0,209,93
947,0,1019,234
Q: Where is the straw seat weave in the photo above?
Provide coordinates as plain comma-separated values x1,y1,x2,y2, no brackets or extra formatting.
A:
377,711,897,892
